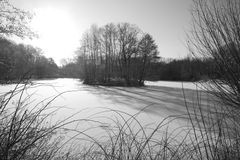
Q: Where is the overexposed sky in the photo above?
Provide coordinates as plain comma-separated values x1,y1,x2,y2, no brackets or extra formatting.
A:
10,0,193,65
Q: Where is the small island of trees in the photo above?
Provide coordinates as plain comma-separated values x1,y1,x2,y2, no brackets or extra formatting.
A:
76,23,159,86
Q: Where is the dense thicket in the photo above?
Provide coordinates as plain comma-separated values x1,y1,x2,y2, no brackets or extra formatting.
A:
76,23,159,86
0,38,59,81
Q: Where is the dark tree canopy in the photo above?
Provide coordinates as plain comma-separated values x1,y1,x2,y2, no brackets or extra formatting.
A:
0,38,59,81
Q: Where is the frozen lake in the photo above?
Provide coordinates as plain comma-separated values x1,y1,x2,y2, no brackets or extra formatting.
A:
0,78,211,138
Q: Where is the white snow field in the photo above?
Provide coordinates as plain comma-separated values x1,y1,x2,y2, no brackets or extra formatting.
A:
0,78,213,139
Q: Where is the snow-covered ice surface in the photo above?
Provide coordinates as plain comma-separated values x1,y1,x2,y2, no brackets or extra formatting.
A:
0,78,213,139
145,80,206,90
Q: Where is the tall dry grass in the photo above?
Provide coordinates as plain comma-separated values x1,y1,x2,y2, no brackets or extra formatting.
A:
1,80,239,160
0,80,81,159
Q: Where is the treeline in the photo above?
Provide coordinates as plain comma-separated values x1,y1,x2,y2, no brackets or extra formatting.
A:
146,57,216,81
0,36,217,84
0,38,59,81
76,23,159,86
60,56,217,83
60,61,81,78
71,23,217,85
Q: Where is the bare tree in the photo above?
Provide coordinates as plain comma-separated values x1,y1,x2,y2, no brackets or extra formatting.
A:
77,23,159,86
138,33,158,85
188,0,240,109
117,23,140,85
0,0,35,38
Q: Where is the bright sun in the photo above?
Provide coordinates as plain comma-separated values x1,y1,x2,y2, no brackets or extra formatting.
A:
30,7,80,65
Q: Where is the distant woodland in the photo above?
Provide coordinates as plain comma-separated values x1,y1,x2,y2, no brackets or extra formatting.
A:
0,6,219,85
63,55,217,83
0,33,217,84
0,38,59,81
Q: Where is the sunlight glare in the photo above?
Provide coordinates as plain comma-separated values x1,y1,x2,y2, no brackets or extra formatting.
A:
30,7,79,65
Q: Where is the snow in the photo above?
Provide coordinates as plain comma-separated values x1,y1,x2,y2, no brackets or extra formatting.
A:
145,80,205,90
0,78,211,138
